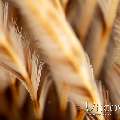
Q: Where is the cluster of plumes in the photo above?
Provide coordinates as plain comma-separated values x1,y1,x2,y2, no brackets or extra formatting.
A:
0,0,120,120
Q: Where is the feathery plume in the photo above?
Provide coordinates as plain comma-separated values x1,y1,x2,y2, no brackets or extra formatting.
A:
10,0,105,119
0,1,49,119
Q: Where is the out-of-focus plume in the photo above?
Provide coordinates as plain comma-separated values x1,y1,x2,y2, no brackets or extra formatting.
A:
102,2,120,119
66,0,97,45
85,0,119,77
